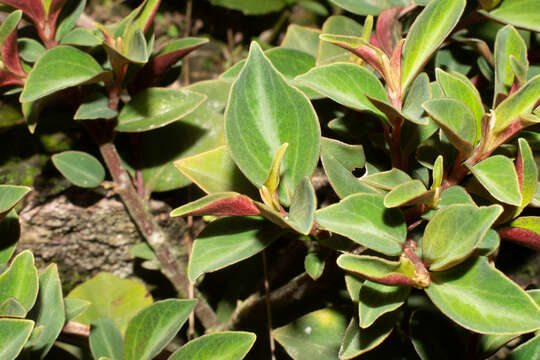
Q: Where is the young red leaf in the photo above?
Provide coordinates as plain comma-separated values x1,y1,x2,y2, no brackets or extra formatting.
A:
376,6,403,57
0,0,45,24
170,193,261,217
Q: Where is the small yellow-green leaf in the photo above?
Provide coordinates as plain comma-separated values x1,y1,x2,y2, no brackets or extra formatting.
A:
0,250,38,314
0,319,34,360
52,151,105,188
422,186,475,220
260,143,288,209
0,185,30,217
361,169,411,191
358,281,410,329
168,331,256,360
384,180,435,208
432,156,444,190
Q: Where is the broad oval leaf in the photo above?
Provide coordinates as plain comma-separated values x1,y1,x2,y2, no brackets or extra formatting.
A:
467,155,522,206
67,272,153,334
384,180,435,208
116,88,206,132
425,257,540,335
422,204,502,271
0,250,38,314
20,46,110,102
480,0,540,33
188,217,284,282
316,194,406,256
361,169,411,191
296,62,388,118
422,186,475,220
0,318,34,360
124,299,197,360
225,41,320,206
52,151,105,188
90,318,123,360
168,331,256,360
273,308,348,360
358,280,410,329
401,0,466,91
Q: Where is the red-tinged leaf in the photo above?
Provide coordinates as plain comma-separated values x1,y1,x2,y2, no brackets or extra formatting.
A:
3,29,25,76
129,38,209,92
0,70,24,87
45,0,68,31
170,193,260,217
498,228,540,250
0,0,45,24
376,6,403,57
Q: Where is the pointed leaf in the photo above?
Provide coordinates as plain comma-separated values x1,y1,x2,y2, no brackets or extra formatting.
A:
74,92,117,120
322,137,365,171
0,10,25,76
296,62,389,118
361,169,411,191
384,180,435,208
287,176,316,235
188,217,283,282
124,299,197,360
64,298,90,323
432,155,443,190
0,318,34,360
55,0,87,42
170,193,260,217
89,319,123,360
0,250,38,314
425,257,540,334
0,210,19,264
422,204,502,271
480,0,540,33
467,155,522,206
20,46,110,102
508,334,540,360
225,42,320,206
116,88,205,132
305,251,327,281
168,331,256,360
318,16,364,65
52,151,105,188
402,73,433,128
316,194,406,256
358,281,410,328
401,0,466,91
0,185,31,218
422,186,475,220
280,25,321,58
514,138,538,215
328,0,409,16
0,297,26,317
345,274,363,303
500,216,540,249
272,308,348,360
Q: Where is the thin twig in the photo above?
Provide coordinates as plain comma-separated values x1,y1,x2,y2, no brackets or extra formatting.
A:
262,250,276,360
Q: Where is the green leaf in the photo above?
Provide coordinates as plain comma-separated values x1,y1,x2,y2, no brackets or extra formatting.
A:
281,25,321,58
328,0,409,16
316,194,406,256
360,169,411,191
508,335,540,360
287,176,316,235
402,73,433,128
188,217,284,282
304,251,327,281
225,42,320,206
422,186,475,220
116,88,206,132
296,62,389,118
170,193,259,218
52,151,105,188
432,155,444,190
74,92,117,120
435,69,484,143
318,16,363,65
60,28,103,46
273,308,348,360
27,264,65,359
384,180,435,208
210,0,286,15
480,0,540,33
345,274,363,303
422,204,502,271
89,319,123,360
0,185,31,218
168,331,256,360
339,312,399,359
0,319,34,360
0,250,38,314
0,297,26,317
358,281,410,328
322,137,365,171
467,155,522,206
401,0,466,91
422,98,476,155
493,25,528,102
56,0,87,41
425,257,540,334
67,272,153,334
17,38,45,63
20,46,110,102
514,138,538,214
0,210,19,264
124,299,197,360
64,298,91,323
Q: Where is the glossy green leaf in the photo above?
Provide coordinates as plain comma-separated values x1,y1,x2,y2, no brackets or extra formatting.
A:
328,0,409,16
168,331,256,360
468,155,522,206
0,319,34,360
422,204,502,271
358,281,409,328
0,250,38,314
116,88,205,132
188,217,283,282
0,297,25,317
273,308,348,360
436,69,484,143
67,272,153,333
52,151,105,188
64,298,91,323
305,251,327,281
432,155,444,190
425,257,540,334
124,299,197,360
316,194,406,256
225,42,320,206
384,180,435,208
340,313,398,359
297,62,388,119
401,0,466,91
281,25,321,58
318,16,363,65
423,98,476,155
360,169,411,191
20,46,110,102
287,177,316,235
0,210,19,264
0,185,30,220
89,318,123,360
480,0,540,33
493,25,528,102
174,146,257,197
27,264,65,359
60,28,103,46
74,92,117,120
210,0,286,14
